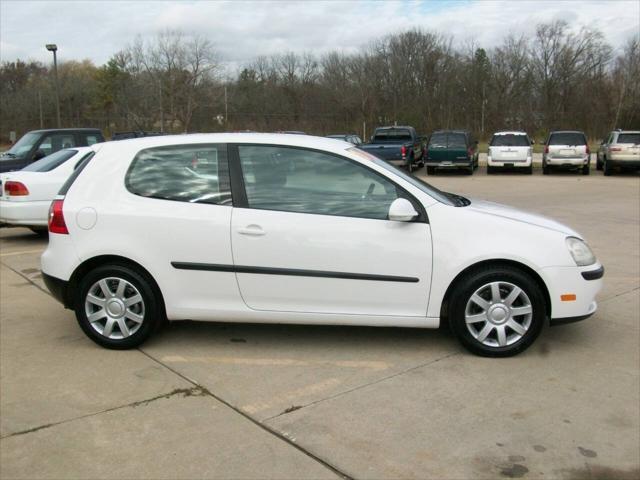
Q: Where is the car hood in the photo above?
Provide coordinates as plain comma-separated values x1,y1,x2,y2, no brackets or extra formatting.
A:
466,199,581,237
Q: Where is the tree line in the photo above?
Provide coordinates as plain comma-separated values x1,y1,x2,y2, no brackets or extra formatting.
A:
0,20,638,144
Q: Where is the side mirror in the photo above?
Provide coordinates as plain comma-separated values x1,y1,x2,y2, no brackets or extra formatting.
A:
33,149,46,161
388,198,418,222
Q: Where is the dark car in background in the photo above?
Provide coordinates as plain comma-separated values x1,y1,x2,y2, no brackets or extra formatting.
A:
111,131,167,141
359,126,424,172
326,134,363,146
425,130,479,175
0,128,104,173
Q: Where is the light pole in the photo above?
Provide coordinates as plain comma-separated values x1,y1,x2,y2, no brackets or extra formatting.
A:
46,44,61,128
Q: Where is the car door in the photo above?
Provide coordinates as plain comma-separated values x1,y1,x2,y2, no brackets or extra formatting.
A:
230,144,432,317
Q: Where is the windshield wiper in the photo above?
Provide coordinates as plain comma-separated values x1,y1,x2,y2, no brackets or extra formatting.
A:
1,152,16,157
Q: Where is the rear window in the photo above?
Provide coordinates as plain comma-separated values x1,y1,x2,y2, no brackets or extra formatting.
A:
447,133,467,148
548,133,586,146
490,134,530,147
373,129,412,142
126,144,231,205
58,152,95,196
428,133,447,147
22,149,78,172
617,133,640,144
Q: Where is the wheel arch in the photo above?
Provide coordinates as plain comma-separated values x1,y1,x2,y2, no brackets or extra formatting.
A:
439,259,552,323
64,254,166,312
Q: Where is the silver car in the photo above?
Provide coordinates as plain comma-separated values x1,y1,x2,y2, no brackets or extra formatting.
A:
542,131,590,175
597,130,640,176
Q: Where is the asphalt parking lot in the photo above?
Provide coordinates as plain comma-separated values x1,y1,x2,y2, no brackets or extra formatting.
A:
1,164,638,480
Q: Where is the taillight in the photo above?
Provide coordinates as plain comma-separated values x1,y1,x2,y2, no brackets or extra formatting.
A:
585,145,590,155
610,146,622,152
401,145,407,158
48,199,68,234
467,147,473,157
4,181,29,196
544,145,549,154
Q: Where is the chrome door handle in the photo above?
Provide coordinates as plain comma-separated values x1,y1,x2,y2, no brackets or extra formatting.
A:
238,225,265,236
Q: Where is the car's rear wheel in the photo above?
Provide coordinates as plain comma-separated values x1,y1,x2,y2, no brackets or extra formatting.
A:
582,164,590,175
596,157,603,170
542,163,550,175
526,164,533,175
75,264,163,349
449,266,545,357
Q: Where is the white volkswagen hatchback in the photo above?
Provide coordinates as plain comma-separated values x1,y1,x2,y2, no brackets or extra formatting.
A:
41,134,603,356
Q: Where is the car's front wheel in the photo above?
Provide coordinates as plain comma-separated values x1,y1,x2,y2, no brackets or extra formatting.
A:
75,264,163,349
449,266,545,357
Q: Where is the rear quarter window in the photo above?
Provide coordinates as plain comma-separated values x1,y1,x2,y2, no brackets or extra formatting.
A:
125,144,231,205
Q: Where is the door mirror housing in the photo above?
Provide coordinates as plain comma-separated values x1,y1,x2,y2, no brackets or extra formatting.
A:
388,198,419,222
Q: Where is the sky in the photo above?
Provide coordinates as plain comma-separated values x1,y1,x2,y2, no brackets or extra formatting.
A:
1,0,639,71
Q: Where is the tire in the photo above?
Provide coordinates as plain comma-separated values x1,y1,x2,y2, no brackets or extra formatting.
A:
75,264,163,349
603,157,613,176
487,166,496,174
582,164,590,175
542,163,550,175
465,164,474,175
596,158,603,171
448,265,546,357
427,166,436,175
526,164,533,175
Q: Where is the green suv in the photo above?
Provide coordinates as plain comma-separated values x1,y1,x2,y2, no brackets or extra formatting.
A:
425,130,479,175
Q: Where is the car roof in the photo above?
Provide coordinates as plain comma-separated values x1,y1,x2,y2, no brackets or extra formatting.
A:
93,133,355,155
549,130,585,134
375,126,413,130
615,130,640,134
492,131,528,136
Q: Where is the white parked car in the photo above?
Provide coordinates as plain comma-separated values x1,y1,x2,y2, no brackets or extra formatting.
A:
543,131,590,175
41,134,603,357
0,147,95,233
487,131,533,174
597,129,640,176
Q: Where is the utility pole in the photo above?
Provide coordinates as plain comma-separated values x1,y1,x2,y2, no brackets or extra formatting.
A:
46,44,61,128
159,78,164,133
481,82,486,138
224,85,228,125
38,90,43,128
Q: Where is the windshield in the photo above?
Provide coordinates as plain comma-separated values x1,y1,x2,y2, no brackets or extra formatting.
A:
2,132,40,158
347,147,456,206
373,129,412,142
617,133,640,144
490,134,530,147
548,132,586,146
21,149,78,172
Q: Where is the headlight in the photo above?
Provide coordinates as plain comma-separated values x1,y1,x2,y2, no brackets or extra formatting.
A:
566,237,596,266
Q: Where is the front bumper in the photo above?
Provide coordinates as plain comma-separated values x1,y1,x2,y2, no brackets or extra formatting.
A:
540,263,603,323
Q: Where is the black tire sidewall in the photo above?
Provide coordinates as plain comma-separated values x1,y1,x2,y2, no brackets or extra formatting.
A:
449,267,545,357
75,264,160,349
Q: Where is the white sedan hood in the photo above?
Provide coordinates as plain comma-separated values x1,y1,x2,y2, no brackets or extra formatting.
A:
467,199,581,237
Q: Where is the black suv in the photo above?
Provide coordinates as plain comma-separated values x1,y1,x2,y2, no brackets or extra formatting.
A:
0,128,104,173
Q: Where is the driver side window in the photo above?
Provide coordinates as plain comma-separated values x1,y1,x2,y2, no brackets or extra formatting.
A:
238,145,401,220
